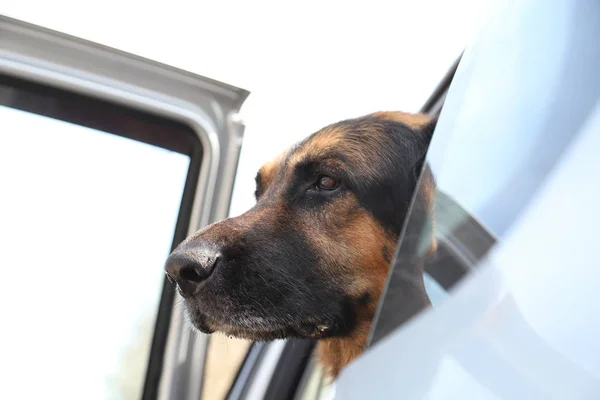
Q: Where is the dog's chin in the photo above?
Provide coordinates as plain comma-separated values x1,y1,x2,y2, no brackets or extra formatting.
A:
186,309,338,341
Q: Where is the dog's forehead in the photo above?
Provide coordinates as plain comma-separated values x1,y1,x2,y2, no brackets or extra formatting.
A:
257,126,349,184
257,111,432,182
290,111,431,163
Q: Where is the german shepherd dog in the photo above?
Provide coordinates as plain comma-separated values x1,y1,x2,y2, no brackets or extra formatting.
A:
166,111,437,378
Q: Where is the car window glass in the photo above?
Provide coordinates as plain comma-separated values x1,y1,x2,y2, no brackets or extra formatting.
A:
423,273,447,306
0,105,189,400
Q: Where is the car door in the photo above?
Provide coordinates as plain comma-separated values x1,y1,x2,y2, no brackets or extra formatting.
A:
336,0,600,398
0,15,248,400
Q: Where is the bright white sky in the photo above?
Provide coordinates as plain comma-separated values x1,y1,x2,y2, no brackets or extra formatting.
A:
0,1,496,399
1,0,496,217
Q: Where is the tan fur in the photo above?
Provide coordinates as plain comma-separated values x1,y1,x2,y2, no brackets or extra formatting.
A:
417,167,438,256
372,110,432,128
313,206,394,378
288,128,345,166
258,151,288,189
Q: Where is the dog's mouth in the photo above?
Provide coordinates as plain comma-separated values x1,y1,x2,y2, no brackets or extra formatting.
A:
185,306,335,341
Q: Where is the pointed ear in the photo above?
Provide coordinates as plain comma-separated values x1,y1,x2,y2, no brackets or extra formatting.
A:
412,116,437,181
370,111,437,178
411,116,438,258
371,111,433,131
420,115,438,143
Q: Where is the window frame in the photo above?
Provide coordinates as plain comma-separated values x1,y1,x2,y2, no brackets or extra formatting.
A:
0,15,249,400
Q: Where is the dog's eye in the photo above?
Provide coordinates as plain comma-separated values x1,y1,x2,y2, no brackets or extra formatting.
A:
316,175,339,191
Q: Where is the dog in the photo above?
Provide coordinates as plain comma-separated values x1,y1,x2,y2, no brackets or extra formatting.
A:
165,111,437,379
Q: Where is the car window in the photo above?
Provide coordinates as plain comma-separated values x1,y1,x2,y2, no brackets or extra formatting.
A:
335,0,600,398
0,96,191,399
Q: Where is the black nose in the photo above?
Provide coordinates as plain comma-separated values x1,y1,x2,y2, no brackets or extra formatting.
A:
165,249,220,297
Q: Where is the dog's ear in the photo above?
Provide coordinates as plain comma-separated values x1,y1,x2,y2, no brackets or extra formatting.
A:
410,116,438,259
420,116,438,141
411,116,437,182
371,111,436,182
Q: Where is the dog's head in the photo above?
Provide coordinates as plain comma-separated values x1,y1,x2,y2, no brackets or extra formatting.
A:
166,111,436,372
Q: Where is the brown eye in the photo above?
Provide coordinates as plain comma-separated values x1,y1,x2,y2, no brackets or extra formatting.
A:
316,175,339,191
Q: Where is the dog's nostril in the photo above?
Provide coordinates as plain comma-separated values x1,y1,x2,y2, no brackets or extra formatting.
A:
165,272,176,284
179,264,205,283
165,250,221,297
